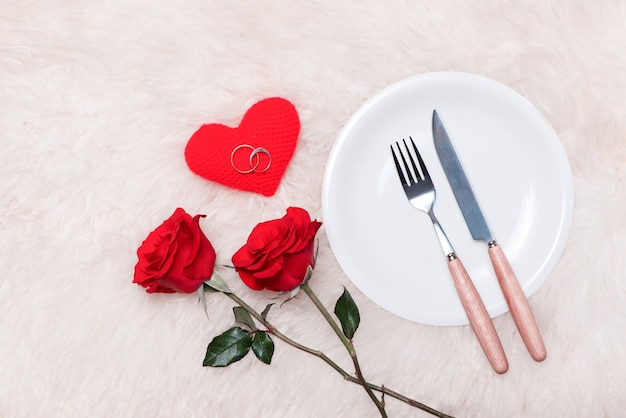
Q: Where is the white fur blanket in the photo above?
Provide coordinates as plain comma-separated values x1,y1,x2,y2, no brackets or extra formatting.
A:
2,1,625,417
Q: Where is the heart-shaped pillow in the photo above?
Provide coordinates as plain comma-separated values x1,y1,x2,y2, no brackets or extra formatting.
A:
184,97,300,197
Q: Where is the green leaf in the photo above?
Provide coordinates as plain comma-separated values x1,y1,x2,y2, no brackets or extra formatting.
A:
313,241,319,266
233,306,257,331
334,287,360,340
197,285,209,320
301,265,314,285
203,271,232,293
287,285,300,300
261,303,274,320
203,327,253,367
252,331,274,365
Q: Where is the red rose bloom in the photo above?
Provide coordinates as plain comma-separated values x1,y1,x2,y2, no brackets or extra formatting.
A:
133,208,216,293
232,207,322,292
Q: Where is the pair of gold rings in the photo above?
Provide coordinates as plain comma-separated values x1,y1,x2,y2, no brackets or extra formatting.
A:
230,144,272,174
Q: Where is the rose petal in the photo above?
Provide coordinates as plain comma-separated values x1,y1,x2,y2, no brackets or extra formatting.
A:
265,269,304,292
237,269,265,290
251,257,284,279
182,214,216,282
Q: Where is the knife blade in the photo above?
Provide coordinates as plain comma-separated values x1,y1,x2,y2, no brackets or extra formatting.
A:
432,109,546,362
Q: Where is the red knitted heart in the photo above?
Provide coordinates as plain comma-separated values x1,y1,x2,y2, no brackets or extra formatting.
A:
184,98,300,197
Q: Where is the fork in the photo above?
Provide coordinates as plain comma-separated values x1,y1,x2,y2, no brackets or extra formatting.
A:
391,138,509,374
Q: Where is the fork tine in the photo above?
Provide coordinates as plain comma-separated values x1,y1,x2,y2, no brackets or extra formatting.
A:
396,141,415,185
409,137,430,180
403,138,421,182
390,144,407,186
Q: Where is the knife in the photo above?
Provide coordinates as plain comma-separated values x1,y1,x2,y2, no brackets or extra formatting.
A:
432,109,547,362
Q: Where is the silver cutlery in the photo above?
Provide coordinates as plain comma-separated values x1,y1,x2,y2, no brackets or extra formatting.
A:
432,109,546,362
391,138,509,374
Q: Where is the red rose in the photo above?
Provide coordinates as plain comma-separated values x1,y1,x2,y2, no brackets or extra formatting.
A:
133,208,216,293
232,207,322,292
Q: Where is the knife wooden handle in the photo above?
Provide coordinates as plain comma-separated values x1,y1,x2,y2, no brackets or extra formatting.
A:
448,257,509,374
488,243,547,362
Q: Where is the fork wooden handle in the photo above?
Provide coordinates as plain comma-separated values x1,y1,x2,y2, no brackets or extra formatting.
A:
448,257,509,374
488,243,547,362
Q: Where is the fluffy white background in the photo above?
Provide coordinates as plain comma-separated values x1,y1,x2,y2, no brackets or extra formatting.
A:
1,1,625,417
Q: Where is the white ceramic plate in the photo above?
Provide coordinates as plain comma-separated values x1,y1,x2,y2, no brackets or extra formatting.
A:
322,72,574,326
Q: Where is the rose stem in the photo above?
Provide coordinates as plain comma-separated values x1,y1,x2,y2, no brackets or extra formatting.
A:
225,292,349,375
223,292,452,418
299,282,387,418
